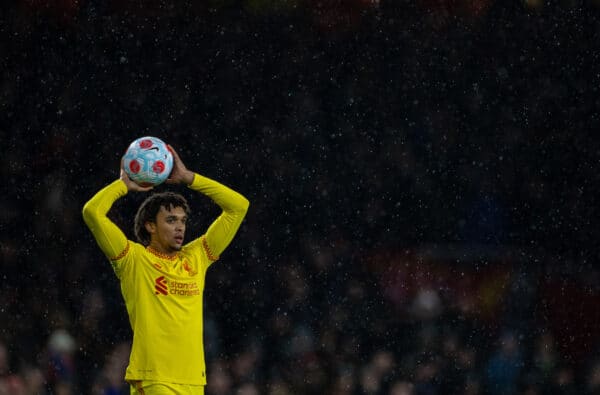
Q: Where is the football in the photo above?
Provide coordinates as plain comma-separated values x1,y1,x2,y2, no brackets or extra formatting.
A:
123,136,174,186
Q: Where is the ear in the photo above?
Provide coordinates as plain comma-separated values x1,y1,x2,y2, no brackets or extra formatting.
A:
145,221,156,234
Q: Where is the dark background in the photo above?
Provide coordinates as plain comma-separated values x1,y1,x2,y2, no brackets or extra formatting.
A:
1,0,600,394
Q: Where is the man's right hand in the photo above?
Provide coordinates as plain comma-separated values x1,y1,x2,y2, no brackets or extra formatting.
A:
120,159,153,192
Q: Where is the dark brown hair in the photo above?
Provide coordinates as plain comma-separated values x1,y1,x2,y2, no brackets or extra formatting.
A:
134,192,191,246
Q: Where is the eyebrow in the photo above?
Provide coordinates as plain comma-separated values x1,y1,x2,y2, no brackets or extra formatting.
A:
165,214,187,220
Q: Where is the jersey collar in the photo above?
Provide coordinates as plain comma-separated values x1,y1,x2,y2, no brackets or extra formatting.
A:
146,245,178,260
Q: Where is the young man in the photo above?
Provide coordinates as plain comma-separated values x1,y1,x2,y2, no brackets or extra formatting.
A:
82,145,249,395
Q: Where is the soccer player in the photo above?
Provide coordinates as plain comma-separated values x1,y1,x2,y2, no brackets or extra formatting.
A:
82,145,249,395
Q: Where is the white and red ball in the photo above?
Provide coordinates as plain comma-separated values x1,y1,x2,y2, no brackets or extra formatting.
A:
123,136,173,186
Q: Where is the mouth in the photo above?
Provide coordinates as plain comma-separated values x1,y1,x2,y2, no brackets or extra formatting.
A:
174,235,184,244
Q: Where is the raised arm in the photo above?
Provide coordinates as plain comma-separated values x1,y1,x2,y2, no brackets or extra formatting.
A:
166,145,249,260
189,174,249,259
82,180,131,260
82,163,153,260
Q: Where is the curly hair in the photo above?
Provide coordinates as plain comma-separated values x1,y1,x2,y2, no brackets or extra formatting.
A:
134,192,191,246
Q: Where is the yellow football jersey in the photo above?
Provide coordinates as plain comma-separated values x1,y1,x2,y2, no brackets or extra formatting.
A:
115,238,210,384
83,174,249,385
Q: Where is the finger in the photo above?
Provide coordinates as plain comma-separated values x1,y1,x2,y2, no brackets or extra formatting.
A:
168,144,182,162
133,184,154,192
167,144,176,158
120,168,131,181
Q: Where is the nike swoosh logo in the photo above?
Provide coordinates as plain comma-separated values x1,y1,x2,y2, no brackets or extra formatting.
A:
145,147,159,152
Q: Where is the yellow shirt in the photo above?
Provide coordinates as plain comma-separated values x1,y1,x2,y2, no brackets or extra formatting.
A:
82,174,249,385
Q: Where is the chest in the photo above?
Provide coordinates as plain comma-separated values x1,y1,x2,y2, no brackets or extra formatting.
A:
130,255,206,301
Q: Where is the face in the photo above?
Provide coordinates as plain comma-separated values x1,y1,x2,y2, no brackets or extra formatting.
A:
146,205,187,254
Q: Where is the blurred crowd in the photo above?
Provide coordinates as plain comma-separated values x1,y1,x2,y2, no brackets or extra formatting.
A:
2,0,600,394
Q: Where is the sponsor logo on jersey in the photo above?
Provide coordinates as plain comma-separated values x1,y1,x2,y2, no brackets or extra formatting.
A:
155,276,168,295
154,276,200,296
